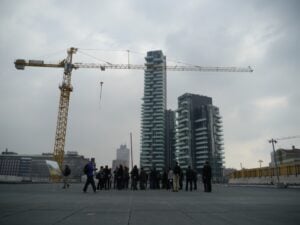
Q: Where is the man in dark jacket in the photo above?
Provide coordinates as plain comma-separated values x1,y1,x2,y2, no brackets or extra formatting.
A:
173,162,181,192
83,158,97,193
202,161,212,192
139,167,147,190
192,169,198,190
116,165,124,190
185,166,193,191
131,165,139,190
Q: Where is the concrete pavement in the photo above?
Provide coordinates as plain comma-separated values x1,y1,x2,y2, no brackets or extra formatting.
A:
0,183,299,225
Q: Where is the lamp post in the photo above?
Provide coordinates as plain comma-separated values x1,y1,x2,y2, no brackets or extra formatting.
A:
269,139,280,184
258,160,263,168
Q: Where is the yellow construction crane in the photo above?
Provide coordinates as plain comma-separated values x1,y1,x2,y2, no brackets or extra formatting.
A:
14,47,253,168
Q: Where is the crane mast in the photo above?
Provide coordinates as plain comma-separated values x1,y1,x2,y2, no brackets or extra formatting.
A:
14,47,253,168
53,47,77,167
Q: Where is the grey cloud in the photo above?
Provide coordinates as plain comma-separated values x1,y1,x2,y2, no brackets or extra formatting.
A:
0,0,299,169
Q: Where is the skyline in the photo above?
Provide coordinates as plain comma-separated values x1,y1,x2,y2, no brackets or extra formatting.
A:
1,0,300,169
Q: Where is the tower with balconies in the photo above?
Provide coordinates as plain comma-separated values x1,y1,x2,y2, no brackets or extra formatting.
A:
140,50,166,172
176,93,224,181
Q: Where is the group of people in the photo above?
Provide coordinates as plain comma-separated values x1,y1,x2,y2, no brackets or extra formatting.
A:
78,158,212,193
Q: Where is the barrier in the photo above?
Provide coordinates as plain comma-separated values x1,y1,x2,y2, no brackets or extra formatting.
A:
229,164,300,185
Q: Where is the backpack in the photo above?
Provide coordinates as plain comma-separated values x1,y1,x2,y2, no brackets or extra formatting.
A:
64,166,71,176
83,164,89,174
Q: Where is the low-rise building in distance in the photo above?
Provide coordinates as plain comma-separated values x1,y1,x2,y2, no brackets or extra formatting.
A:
270,146,300,166
0,150,88,183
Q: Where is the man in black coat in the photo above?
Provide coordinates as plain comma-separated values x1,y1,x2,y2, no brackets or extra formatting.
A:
202,161,212,192
173,162,181,192
131,165,139,190
139,167,147,190
185,166,193,191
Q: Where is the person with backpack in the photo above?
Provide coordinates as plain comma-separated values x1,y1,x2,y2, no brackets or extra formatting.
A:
62,164,71,189
83,158,97,193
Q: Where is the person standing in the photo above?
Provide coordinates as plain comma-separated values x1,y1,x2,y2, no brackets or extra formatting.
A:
162,169,168,189
167,167,173,190
149,167,156,189
96,166,105,190
179,170,184,190
124,167,130,189
116,165,124,190
192,169,198,190
202,161,212,192
173,162,181,192
185,166,193,191
131,165,139,190
62,165,71,189
105,167,112,190
83,158,97,193
139,167,147,190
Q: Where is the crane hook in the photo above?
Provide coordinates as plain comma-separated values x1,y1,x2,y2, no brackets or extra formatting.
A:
99,81,104,101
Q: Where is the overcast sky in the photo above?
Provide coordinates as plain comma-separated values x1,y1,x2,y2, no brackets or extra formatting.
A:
1,0,299,169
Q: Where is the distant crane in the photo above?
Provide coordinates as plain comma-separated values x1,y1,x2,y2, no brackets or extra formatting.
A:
15,47,253,168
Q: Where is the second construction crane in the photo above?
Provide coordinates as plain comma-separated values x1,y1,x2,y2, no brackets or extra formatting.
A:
15,47,253,168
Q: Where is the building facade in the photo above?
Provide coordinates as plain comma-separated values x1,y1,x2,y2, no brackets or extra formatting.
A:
176,93,224,181
270,146,300,166
165,109,176,169
0,151,88,182
112,144,130,171
140,50,167,172
116,144,130,164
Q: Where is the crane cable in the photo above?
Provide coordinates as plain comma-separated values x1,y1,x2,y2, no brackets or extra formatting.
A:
275,135,300,141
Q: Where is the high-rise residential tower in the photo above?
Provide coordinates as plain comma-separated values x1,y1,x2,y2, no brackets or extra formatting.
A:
176,93,224,181
112,144,130,171
165,109,176,169
140,50,167,172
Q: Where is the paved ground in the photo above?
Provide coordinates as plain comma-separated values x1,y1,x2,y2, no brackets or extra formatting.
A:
0,183,299,225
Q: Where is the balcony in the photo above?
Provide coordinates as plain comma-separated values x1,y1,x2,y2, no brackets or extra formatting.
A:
195,150,209,155
196,141,208,145
195,118,206,123
196,146,208,150
195,127,207,132
195,136,208,141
